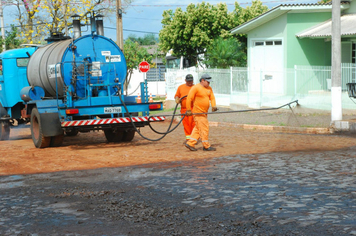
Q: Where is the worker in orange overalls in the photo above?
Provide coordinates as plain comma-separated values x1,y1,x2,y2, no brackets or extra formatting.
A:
174,74,195,143
185,74,217,151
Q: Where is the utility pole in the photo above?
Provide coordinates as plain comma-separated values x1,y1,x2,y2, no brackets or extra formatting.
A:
0,0,6,52
331,0,342,123
63,0,68,36
116,0,124,50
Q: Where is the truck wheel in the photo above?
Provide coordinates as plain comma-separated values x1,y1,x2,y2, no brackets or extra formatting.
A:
0,121,10,140
104,129,124,142
31,108,51,148
122,130,135,142
65,129,79,136
50,134,64,147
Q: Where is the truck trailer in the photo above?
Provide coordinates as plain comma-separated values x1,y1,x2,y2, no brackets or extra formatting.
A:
0,12,164,148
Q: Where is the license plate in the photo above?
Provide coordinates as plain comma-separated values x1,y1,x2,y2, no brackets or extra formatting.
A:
104,107,122,113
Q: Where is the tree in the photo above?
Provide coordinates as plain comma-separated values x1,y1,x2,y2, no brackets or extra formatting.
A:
159,0,268,68
13,0,42,43
126,34,159,46
12,0,133,44
317,0,331,3
0,25,23,52
232,0,269,47
159,2,234,66
203,37,246,68
233,0,269,25
123,39,153,94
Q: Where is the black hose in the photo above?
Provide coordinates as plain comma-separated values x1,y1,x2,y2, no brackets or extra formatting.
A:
117,88,298,141
117,90,185,141
148,95,187,135
158,100,299,117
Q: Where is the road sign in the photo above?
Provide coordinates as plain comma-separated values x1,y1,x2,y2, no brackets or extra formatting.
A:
139,61,150,73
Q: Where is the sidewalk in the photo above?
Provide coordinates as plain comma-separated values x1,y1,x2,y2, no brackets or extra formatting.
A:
161,101,356,134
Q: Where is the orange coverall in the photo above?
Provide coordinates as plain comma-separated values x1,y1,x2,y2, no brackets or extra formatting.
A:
175,84,195,140
186,84,216,149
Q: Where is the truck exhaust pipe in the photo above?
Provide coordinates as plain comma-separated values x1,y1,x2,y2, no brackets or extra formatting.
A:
72,14,81,39
95,14,104,36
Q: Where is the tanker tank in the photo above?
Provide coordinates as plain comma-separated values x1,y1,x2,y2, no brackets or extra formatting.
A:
27,35,127,98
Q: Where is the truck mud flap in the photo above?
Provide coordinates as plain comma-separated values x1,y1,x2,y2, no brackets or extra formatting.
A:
40,113,63,137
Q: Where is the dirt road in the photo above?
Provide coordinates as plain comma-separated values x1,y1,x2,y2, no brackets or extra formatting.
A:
1,120,356,235
1,120,356,176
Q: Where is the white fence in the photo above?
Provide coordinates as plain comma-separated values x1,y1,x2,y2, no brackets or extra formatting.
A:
165,64,356,111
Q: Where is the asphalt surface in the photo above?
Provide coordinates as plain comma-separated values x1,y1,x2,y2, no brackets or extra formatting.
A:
1,147,355,235
1,105,356,235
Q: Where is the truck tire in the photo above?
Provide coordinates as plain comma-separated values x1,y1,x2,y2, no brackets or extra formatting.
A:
50,134,64,147
0,121,10,141
0,103,7,118
122,130,135,142
31,108,51,148
104,129,124,142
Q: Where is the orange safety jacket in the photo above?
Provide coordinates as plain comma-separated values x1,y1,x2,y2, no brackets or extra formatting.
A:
175,84,193,109
186,84,216,114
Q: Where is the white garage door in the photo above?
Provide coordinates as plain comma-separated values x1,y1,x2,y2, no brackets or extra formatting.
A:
250,40,284,94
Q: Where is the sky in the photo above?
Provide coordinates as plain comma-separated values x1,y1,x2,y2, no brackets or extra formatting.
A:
2,0,321,41
115,0,320,40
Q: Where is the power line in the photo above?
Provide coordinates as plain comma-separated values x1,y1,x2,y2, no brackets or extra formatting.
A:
1,23,159,35
126,0,317,7
2,23,46,29
124,16,161,21
105,26,159,34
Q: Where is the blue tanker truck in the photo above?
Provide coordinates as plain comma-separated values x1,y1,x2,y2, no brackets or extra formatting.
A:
0,13,164,148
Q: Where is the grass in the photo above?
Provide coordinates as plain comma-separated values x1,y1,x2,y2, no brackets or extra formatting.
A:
153,96,165,101
263,122,286,126
300,125,316,127
149,107,176,115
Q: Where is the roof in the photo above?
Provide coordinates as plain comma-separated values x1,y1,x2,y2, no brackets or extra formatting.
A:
231,2,350,34
296,14,356,38
0,47,37,59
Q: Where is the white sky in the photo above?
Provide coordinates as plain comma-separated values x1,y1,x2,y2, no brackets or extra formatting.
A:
2,0,320,41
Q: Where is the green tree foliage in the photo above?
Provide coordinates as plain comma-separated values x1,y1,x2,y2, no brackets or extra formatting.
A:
203,37,246,68
126,34,159,46
123,39,153,94
0,25,23,52
159,0,268,68
233,0,269,25
159,2,234,66
317,0,331,3
233,0,269,43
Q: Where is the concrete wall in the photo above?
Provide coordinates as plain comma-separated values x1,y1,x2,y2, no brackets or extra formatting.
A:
127,69,166,97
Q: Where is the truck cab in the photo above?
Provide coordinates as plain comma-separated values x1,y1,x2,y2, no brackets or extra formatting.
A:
0,47,36,129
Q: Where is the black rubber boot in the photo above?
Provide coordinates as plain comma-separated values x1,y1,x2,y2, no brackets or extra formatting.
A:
185,143,197,151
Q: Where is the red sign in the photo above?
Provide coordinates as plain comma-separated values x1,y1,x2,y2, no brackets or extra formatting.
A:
139,61,150,73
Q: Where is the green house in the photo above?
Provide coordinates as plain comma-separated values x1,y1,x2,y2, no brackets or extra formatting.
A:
230,1,356,99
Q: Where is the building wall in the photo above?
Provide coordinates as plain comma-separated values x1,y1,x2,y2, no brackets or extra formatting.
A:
345,0,356,14
286,12,332,68
247,14,287,69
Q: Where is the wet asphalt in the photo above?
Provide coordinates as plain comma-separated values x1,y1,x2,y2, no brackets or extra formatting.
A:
0,144,355,235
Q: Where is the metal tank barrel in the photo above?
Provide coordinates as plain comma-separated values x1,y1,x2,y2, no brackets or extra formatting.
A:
27,35,127,97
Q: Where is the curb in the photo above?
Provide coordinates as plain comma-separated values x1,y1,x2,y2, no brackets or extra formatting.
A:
167,116,331,134
210,122,331,134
